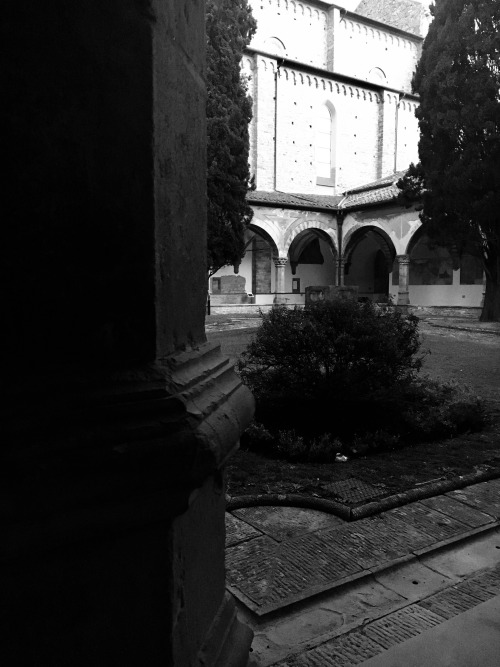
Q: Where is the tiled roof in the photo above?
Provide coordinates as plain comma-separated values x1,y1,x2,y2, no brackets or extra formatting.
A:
248,190,343,209
247,172,406,212
341,183,399,208
343,171,406,194
355,0,426,37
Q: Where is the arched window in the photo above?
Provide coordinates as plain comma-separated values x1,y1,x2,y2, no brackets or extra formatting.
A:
315,102,336,187
263,36,286,56
368,67,386,84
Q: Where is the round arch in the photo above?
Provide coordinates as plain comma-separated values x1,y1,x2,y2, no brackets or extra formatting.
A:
249,218,280,255
284,219,337,256
288,228,337,275
343,225,396,299
343,225,396,263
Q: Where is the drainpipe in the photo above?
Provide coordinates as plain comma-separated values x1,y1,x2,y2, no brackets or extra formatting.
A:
394,92,405,173
274,58,284,191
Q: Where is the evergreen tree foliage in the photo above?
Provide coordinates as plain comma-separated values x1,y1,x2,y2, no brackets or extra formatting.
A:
401,0,500,320
206,0,256,276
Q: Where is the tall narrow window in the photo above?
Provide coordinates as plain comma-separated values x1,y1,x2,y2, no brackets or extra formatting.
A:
315,102,336,187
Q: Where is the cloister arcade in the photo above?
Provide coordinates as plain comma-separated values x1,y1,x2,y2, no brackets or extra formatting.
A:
211,202,484,311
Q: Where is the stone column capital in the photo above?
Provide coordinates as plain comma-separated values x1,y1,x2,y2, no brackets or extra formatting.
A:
396,254,410,265
273,256,288,267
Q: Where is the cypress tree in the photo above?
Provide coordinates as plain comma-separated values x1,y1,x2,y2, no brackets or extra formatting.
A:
403,0,500,321
206,0,256,276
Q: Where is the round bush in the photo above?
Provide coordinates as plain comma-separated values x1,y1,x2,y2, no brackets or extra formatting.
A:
237,300,423,404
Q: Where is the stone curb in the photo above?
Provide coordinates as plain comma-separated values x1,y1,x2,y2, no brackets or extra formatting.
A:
426,322,500,336
226,493,351,520
226,469,500,521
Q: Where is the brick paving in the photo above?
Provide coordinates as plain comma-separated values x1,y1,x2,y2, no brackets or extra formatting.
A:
273,563,500,666
226,479,500,616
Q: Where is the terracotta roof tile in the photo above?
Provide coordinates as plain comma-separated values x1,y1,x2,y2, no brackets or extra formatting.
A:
248,190,342,209
247,171,406,212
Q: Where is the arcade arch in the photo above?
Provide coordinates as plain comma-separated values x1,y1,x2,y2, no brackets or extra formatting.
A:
288,228,338,293
343,226,396,300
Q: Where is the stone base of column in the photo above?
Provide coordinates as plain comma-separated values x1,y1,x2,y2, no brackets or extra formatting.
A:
273,294,288,305
397,290,410,307
198,593,253,667
4,343,254,666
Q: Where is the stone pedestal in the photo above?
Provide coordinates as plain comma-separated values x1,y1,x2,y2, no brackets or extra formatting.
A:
3,2,254,665
305,285,358,304
396,254,411,308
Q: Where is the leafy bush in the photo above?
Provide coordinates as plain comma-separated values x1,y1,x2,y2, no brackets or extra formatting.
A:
242,421,274,452
308,433,344,462
276,430,307,461
352,430,401,454
399,376,485,439
237,301,423,405
237,305,485,463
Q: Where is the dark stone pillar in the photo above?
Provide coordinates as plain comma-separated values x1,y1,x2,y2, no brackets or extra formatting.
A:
2,2,253,665
252,236,272,294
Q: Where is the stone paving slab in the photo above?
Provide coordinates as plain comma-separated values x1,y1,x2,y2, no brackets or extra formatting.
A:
364,604,443,649
417,586,484,620
279,629,383,666
447,478,500,516
272,563,500,667
419,495,496,527
225,513,263,547
366,513,435,551
227,481,500,617
323,522,408,570
232,506,344,542
388,502,471,541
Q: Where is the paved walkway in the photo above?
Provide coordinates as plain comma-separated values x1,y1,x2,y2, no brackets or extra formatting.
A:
207,312,500,335
225,477,500,666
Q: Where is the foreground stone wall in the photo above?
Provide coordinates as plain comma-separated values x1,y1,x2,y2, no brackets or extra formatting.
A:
3,2,253,665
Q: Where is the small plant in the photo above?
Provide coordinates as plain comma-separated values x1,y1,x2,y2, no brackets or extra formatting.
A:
308,433,344,462
276,429,308,461
242,421,274,452
352,430,401,454
400,376,485,439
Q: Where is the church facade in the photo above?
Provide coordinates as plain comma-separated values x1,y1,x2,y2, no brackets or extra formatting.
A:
211,0,484,312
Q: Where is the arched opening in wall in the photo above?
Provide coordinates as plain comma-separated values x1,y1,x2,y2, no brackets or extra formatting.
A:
367,67,386,85
459,244,484,285
344,227,395,300
209,227,278,303
315,102,336,188
289,229,337,292
248,226,278,296
263,36,286,56
404,231,453,285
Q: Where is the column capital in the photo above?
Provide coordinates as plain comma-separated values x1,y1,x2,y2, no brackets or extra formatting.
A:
396,254,411,265
273,256,288,267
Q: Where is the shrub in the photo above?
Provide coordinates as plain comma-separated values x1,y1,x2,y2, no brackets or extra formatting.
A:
399,376,485,439
242,421,274,452
237,300,424,404
352,430,401,454
308,433,344,462
276,430,307,461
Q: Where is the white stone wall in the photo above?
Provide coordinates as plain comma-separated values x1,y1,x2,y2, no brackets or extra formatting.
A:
249,0,328,68
334,16,420,92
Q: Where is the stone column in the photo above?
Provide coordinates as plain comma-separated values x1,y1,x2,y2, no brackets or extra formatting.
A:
338,257,346,286
3,3,253,666
396,254,411,307
273,256,288,304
